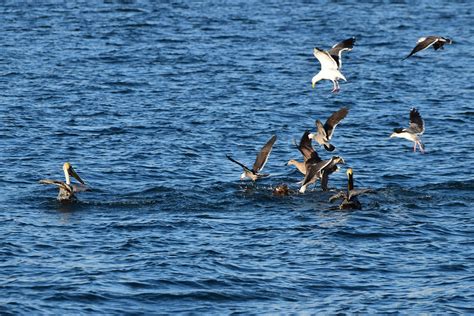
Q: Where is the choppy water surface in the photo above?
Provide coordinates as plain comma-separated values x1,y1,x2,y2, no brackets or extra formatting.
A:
1,1,473,314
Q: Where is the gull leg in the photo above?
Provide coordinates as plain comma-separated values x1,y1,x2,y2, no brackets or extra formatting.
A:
332,81,340,93
418,141,425,154
413,142,417,152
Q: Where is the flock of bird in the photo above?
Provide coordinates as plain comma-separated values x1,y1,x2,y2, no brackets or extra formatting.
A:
40,35,452,210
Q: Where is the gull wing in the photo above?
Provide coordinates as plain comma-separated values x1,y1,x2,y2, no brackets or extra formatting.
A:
324,107,349,139
313,48,338,71
298,130,321,162
404,36,438,59
328,37,356,69
408,108,424,134
252,135,277,173
432,37,451,50
226,155,252,173
301,159,331,187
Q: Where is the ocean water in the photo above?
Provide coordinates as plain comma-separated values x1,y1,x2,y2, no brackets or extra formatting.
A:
1,0,473,314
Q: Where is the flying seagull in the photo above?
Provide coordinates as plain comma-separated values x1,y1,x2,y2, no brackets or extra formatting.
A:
404,36,453,59
309,107,349,151
390,108,425,153
227,135,277,181
39,162,89,201
329,168,372,210
312,37,356,93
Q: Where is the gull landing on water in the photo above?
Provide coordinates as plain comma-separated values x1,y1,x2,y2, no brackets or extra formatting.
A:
226,135,277,181
390,108,425,153
404,36,453,60
312,37,356,93
309,107,348,152
39,162,89,201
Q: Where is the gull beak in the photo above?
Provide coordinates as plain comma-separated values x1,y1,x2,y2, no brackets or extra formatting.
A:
312,82,316,89
69,166,85,184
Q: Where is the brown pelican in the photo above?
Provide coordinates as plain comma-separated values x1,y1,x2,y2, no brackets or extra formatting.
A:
226,135,277,181
329,168,372,210
404,36,453,60
309,107,349,151
312,37,356,93
39,162,88,201
390,108,425,153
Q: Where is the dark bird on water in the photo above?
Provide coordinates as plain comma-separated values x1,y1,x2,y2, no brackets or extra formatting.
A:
226,135,277,181
404,36,453,59
390,108,425,153
329,168,372,210
309,107,349,151
39,162,89,201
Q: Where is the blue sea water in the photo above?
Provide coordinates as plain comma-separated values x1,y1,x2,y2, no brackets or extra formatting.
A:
1,0,473,314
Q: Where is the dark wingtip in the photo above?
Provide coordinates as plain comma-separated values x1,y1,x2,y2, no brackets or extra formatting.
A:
324,144,335,152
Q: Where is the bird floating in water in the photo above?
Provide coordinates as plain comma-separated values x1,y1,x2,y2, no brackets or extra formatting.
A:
39,162,89,201
390,108,425,153
227,135,277,181
312,37,356,93
309,107,349,151
329,168,372,210
404,36,453,60
273,184,290,196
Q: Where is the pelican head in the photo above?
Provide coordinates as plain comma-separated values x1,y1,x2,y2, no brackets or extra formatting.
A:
63,162,85,185
346,168,353,176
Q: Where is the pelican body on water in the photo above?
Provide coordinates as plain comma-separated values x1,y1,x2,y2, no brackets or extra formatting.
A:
39,162,88,201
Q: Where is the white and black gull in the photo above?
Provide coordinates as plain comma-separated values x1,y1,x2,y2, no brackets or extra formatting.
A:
309,107,349,151
312,37,356,93
404,36,453,60
390,108,425,153
227,135,277,181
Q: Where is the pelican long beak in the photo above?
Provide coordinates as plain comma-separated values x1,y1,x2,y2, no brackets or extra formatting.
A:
389,133,396,138
69,166,85,184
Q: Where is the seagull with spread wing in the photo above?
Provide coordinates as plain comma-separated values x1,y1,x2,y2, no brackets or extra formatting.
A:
312,37,356,93
309,107,349,151
226,135,277,181
404,36,452,59
390,108,425,153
